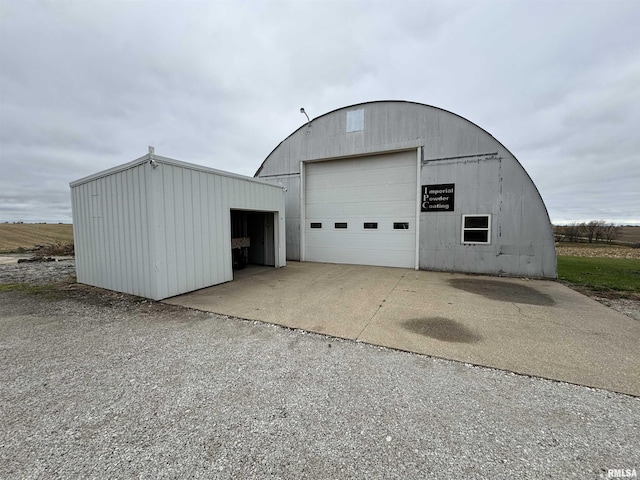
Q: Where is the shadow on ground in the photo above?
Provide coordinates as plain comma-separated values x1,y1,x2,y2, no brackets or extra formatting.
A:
448,278,555,306
402,317,481,343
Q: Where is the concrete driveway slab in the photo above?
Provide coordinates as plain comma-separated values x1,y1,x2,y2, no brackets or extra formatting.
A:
165,262,640,396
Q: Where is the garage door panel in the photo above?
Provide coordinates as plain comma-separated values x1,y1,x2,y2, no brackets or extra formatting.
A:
305,245,414,268
306,232,415,251
306,182,416,205
307,153,414,172
307,164,416,190
305,224,415,236
304,150,417,268
306,201,416,218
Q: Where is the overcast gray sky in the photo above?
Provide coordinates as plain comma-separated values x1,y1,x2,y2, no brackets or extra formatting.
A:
1,0,638,225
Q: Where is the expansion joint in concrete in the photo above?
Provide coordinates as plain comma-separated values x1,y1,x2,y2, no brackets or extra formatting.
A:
355,273,406,341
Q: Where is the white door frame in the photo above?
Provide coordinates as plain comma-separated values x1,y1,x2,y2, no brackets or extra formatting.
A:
414,146,421,270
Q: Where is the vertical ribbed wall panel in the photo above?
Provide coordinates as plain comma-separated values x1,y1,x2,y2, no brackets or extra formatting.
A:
153,163,230,299
71,162,154,299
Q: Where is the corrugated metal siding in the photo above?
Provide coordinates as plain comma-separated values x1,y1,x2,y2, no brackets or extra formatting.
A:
495,159,557,277
258,102,500,170
152,164,233,299
72,156,286,300
72,162,154,298
257,101,556,278
420,157,501,275
257,175,301,261
419,150,555,278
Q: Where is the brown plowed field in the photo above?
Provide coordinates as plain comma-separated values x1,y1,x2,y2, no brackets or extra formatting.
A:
0,224,73,252
618,226,640,244
555,244,640,259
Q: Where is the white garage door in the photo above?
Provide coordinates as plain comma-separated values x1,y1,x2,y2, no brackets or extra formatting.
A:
304,150,417,268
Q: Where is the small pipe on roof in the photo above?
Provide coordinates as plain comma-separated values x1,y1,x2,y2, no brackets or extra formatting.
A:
300,107,311,126
148,145,158,168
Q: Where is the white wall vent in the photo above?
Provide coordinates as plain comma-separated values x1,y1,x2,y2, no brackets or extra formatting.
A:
346,109,364,132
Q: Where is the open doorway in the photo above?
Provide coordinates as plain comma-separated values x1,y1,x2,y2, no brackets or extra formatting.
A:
230,210,276,270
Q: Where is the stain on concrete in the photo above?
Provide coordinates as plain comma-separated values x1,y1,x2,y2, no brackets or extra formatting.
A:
402,317,481,343
449,278,555,306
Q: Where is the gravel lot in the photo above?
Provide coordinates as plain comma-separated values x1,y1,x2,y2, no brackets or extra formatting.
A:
1,260,638,479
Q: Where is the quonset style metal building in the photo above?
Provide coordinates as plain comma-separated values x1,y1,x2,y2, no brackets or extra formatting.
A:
255,101,556,278
70,152,286,300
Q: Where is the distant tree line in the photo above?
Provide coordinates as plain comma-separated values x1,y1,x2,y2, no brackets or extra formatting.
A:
554,221,621,243
2,221,61,224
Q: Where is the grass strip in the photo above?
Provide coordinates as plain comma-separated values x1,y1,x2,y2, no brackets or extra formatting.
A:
557,255,640,297
0,282,72,299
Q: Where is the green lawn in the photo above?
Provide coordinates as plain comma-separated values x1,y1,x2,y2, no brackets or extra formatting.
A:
557,255,640,297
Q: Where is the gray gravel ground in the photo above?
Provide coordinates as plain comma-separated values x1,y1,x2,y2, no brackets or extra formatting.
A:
0,260,638,479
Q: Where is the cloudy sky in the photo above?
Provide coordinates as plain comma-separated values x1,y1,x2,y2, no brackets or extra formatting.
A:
1,0,638,225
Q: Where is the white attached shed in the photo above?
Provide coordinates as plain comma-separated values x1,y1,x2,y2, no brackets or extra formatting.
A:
70,151,286,300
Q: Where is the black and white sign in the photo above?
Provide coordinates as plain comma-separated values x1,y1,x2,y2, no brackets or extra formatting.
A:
421,183,455,212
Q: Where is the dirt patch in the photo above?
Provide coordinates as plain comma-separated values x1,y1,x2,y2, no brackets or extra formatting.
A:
29,242,75,256
599,297,640,322
562,284,640,322
449,278,555,306
402,317,481,343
